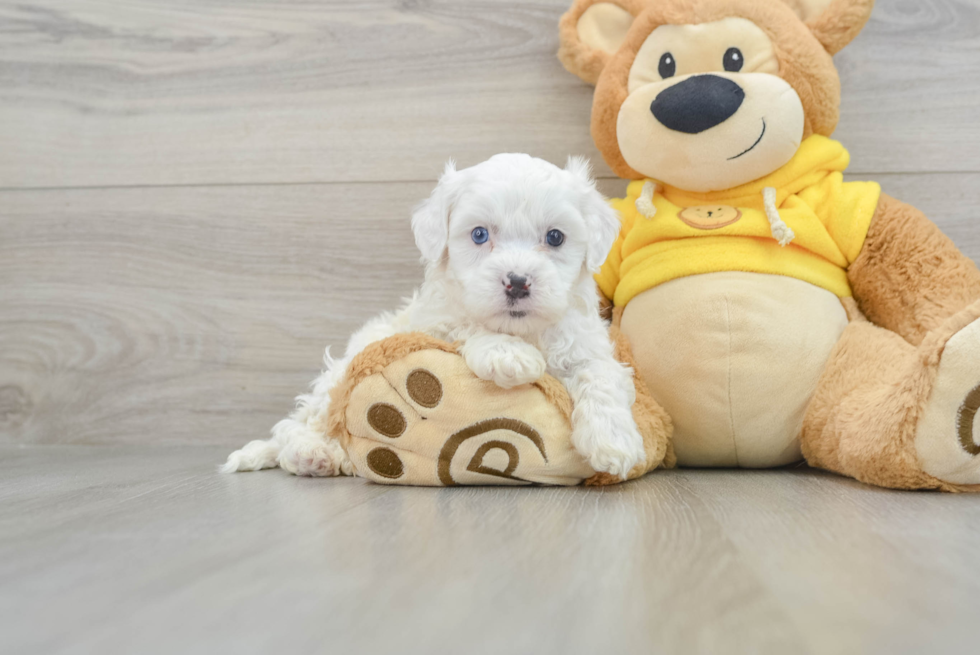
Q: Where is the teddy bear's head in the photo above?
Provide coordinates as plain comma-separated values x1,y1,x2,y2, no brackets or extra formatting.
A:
558,0,874,192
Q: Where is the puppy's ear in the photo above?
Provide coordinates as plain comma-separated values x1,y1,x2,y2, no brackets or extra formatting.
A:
783,0,875,55
566,156,621,272
558,0,640,85
412,160,459,264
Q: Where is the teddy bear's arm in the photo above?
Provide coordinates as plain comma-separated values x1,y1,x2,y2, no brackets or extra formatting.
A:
847,194,980,346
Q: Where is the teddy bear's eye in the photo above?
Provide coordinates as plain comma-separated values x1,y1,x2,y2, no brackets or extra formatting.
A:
723,47,744,73
658,53,676,79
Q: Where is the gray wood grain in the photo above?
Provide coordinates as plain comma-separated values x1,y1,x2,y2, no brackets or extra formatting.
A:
2,445,980,655
0,181,427,445
683,472,980,654
1,0,979,189
835,0,980,174
2,173,977,447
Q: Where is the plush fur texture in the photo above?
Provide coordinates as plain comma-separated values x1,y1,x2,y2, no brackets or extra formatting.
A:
223,154,655,481
798,0,875,55
558,0,648,85
848,194,980,347
802,298,980,492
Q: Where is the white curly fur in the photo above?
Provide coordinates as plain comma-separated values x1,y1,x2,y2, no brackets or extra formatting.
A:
222,154,645,479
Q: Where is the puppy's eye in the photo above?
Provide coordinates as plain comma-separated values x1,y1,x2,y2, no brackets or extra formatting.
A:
471,227,489,244
658,53,676,79
723,47,744,73
546,229,565,248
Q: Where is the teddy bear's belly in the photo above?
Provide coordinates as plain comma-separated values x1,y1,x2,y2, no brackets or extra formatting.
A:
620,272,849,468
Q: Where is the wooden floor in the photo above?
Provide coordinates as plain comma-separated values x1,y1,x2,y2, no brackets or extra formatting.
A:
4,445,980,655
2,1,980,653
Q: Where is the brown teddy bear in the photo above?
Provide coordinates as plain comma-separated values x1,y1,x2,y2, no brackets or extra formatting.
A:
332,0,980,490
557,0,980,490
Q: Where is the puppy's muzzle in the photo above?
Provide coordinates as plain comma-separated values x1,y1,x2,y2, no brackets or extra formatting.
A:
651,75,745,134
504,272,531,301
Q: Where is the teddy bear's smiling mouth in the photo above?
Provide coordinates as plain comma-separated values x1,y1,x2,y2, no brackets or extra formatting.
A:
728,118,767,161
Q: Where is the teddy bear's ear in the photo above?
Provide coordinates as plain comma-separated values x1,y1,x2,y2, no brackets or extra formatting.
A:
785,0,875,55
558,0,642,85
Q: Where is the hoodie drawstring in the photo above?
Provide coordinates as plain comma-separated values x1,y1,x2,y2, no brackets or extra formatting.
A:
762,187,795,247
636,181,658,219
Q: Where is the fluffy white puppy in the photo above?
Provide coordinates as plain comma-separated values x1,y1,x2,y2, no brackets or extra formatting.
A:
223,154,646,479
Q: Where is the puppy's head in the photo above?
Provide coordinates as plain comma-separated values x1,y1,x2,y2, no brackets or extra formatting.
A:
412,154,619,333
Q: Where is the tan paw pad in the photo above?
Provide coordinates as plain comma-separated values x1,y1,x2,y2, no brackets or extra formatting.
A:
341,348,595,486
916,316,980,484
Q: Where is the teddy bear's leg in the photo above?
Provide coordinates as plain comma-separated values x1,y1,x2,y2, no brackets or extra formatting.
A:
330,332,672,486
827,193,980,488
800,300,980,491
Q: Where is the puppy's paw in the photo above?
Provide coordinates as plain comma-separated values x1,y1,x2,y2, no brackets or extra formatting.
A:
586,439,644,480
465,340,546,389
279,438,351,477
573,411,646,480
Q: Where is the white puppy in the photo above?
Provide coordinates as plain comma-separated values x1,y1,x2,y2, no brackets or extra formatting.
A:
223,154,646,479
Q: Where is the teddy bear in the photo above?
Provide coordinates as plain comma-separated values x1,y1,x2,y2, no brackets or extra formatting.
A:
331,0,980,490
556,0,980,490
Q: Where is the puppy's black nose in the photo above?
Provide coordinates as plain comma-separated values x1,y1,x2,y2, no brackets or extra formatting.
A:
650,75,745,134
504,273,530,300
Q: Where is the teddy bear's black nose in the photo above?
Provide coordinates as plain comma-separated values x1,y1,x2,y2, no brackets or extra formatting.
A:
650,74,745,134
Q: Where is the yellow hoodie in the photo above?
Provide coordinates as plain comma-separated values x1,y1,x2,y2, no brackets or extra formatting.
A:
597,136,881,307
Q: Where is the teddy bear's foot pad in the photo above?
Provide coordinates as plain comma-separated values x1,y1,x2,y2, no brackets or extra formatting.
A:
916,315,980,484
340,347,596,486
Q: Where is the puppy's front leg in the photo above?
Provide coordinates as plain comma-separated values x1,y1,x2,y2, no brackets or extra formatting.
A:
547,323,646,480
459,331,546,389
561,362,646,479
